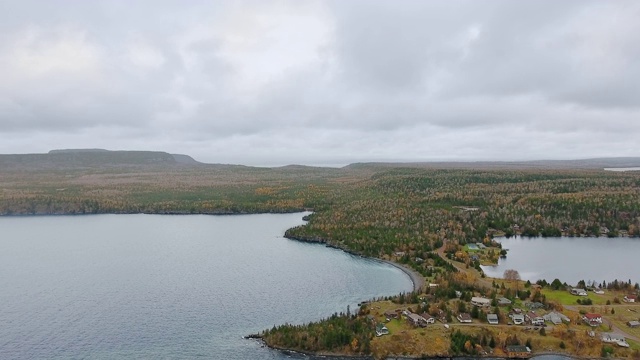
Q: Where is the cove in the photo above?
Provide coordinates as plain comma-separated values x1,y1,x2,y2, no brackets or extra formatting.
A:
0,212,412,359
481,236,640,285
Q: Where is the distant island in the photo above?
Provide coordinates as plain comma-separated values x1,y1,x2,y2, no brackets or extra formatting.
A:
1,149,639,358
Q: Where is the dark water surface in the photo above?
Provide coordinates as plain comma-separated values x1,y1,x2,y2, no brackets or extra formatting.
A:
482,236,640,284
0,213,412,359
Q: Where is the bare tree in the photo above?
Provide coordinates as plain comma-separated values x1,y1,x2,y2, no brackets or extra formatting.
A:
503,269,521,282
504,269,521,297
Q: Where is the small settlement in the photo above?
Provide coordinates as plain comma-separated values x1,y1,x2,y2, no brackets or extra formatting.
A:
361,274,640,359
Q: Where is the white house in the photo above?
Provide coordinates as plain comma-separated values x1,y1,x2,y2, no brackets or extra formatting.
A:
471,297,492,307
570,288,588,296
510,314,525,325
602,333,630,348
487,313,499,325
376,324,389,336
526,311,544,326
420,313,436,324
623,295,637,303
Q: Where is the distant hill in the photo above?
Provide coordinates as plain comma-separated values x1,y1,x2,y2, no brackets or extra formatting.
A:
344,157,640,170
2,149,639,171
0,149,184,170
171,153,201,165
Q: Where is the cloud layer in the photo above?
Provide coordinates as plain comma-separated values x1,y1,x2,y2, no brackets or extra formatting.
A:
1,0,639,165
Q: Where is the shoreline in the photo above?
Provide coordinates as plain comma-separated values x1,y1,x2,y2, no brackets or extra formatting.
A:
374,259,425,293
284,233,423,293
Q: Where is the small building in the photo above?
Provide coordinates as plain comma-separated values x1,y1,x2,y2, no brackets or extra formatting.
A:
543,311,570,325
583,313,602,327
510,314,525,325
406,312,427,327
384,310,400,320
429,283,439,289
602,333,629,347
627,320,640,328
570,288,588,296
471,296,492,307
457,313,472,323
437,310,448,323
375,324,389,336
505,345,531,358
526,311,544,326
623,295,637,303
498,297,512,306
525,301,544,310
420,313,436,325
487,313,499,325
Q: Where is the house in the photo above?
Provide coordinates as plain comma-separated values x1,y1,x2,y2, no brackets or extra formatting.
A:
437,310,448,323
526,311,545,326
498,297,512,306
627,321,640,328
471,296,492,307
570,288,588,296
623,295,637,303
583,313,602,327
510,314,525,325
429,283,439,289
505,345,531,358
406,312,427,327
525,301,544,310
457,313,472,323
384,310,400,320
543,311,570,325
601,333,630,347
420,313,436,325
375,324,389,336
487,313,499,325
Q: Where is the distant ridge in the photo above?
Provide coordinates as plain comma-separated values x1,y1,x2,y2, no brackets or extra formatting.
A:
48,149,111,154
0,149,183,170
344,157,640,170
171,153,201,165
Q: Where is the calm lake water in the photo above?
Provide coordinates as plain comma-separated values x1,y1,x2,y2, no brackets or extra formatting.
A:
0,213,412,359
481,236,640,285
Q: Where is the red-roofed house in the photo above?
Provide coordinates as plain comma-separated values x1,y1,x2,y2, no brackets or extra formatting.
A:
623,295,637,303
583,313,602,327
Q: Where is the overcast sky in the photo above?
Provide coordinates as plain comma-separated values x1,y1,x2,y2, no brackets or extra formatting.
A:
1,1,639,166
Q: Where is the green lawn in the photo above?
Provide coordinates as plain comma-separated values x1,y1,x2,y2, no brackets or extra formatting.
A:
626,338,640,351
541,289,601,305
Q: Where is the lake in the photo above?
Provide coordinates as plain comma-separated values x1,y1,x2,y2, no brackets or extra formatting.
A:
481,236,640,285
0,213,413,359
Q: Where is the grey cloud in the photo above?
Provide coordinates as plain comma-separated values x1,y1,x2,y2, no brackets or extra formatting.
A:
0,0,639,164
